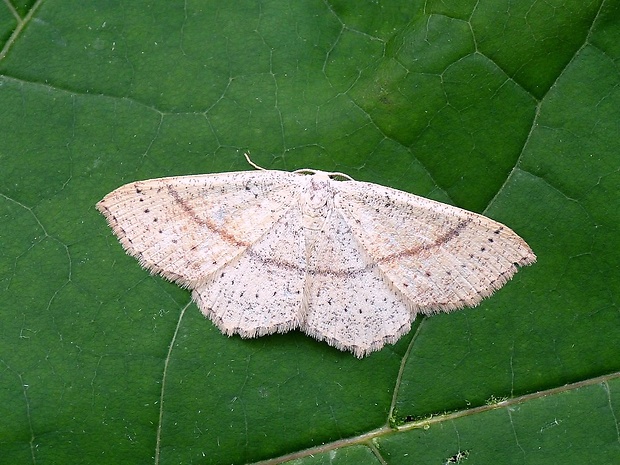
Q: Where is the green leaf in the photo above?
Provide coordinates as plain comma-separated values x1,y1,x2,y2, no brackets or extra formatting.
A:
1,0,619,464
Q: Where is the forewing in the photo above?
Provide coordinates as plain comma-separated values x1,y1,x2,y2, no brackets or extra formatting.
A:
335,180,536,313
97,170,301,286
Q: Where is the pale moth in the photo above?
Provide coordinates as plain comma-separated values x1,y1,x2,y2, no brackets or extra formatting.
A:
97,155,535,357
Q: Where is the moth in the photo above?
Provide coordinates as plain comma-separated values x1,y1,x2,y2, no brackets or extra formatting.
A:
97,156,535,357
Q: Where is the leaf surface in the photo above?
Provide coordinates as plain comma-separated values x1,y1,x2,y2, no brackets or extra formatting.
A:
1,1,619,464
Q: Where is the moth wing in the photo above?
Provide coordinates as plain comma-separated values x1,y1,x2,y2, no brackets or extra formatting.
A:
335,180,536,313
97,170,302,287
